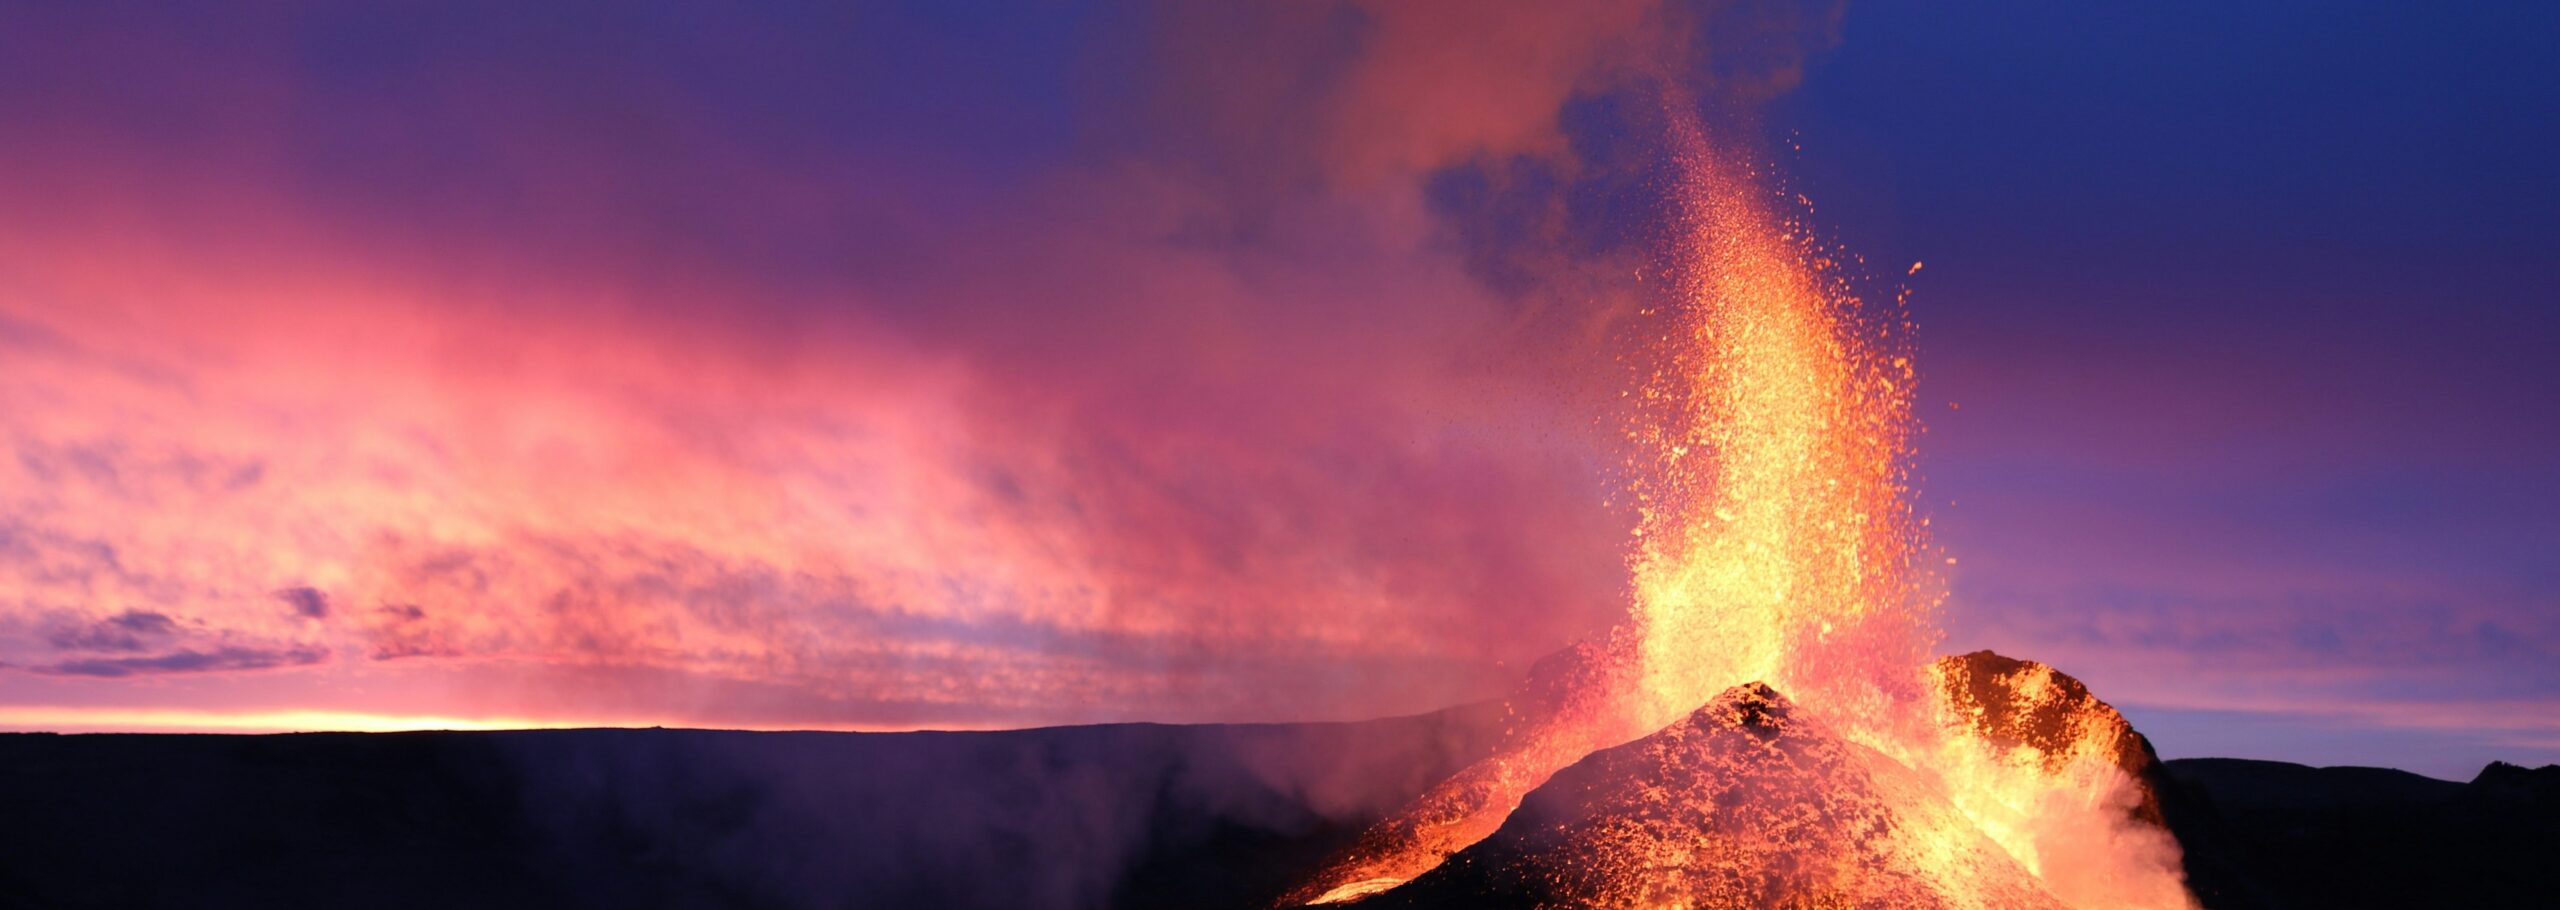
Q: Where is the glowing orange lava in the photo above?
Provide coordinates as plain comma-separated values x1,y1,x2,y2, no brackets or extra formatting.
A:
1624,118,1931,741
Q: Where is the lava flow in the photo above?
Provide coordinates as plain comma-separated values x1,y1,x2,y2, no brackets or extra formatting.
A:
1280,115,2198,909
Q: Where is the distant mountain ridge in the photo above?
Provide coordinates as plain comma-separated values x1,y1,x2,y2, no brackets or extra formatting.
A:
2160,754,2560,910
0,710,1512,910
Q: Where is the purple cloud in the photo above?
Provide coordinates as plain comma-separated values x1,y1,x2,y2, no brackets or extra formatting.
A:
34,644,330,678
273,586,329,620
44,610,178,653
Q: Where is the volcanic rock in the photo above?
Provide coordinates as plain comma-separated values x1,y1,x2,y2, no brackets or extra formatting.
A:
1932,650,2175,825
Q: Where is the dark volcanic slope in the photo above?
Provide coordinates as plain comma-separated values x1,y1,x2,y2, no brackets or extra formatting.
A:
2159,757,2560,910
0,707,1506,910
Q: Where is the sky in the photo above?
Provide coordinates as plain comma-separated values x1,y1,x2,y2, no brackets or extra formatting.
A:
0,0,2550,780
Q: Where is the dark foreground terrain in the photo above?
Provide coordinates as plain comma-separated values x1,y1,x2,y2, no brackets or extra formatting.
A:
0,715,2551,909
2163,756,2559,910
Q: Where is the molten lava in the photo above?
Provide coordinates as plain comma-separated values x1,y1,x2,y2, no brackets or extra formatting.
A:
1282,115,2198,908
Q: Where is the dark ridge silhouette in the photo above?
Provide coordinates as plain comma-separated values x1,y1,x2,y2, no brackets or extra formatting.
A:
0,706,1511,910
2157,756,2560,910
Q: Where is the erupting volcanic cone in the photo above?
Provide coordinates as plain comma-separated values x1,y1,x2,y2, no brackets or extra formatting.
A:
1282,652,2197,908
1361,682,2069,910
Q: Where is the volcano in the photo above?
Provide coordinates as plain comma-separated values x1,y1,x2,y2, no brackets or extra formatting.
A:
1272,120,2219,908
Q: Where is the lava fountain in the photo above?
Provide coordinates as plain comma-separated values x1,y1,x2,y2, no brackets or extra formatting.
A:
1283,112,2197,909
1624,117,1932,741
